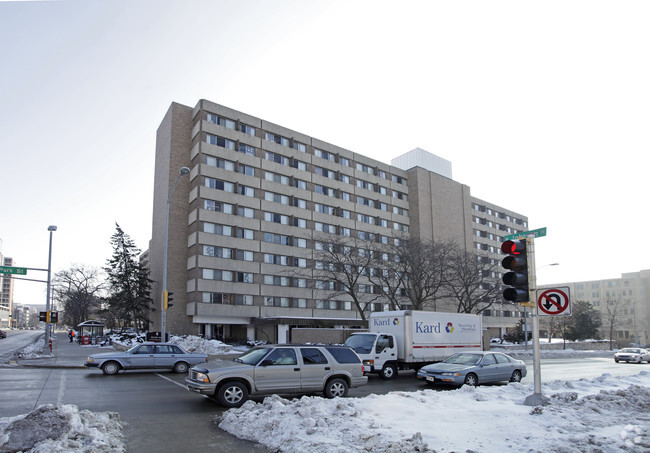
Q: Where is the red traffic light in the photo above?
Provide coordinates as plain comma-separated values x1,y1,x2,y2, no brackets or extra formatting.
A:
501,240,525,255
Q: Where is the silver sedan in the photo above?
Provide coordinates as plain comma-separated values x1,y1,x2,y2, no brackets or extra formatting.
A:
417,351,527,387
85,342,208,375
614,348,650,363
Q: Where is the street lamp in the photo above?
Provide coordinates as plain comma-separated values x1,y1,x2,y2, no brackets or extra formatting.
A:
45,225,57,350
161,167,190,342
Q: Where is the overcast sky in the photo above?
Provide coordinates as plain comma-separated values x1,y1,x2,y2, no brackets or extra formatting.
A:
1,0,648,308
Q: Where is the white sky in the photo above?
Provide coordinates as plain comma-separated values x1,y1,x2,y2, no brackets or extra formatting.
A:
1,0,649,307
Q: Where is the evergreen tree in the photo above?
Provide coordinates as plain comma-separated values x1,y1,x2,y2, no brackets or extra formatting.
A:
565,300,602,341
104,223,153,331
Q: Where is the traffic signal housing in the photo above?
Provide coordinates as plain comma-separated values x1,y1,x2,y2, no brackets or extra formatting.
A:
39,311,47,322
163,291,174,310
501,239,530,303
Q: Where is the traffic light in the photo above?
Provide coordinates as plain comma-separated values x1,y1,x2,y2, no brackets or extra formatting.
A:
50,311,58,323
39,311,47,322
163,291,174,310
501,239,530,303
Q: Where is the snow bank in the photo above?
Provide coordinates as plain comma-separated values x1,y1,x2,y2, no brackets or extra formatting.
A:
168,335,240,355
0,404,125,453
218,372,650,453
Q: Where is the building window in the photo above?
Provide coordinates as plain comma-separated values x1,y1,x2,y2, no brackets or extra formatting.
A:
202,246,233,258
238,143,256,156
203,222,232,237
265,212,290,225
238,164,255,177
206,156,235,171
315,149,336,161
265,171,290,185
239,124,256,136
206,134,236,150
206,113,235,130
265,151,289,166
265,132,290,147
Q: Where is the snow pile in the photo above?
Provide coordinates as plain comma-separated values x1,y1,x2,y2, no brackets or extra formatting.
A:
0,404,125,453
169,335,240,355
14,338,52,359
218,372,650,453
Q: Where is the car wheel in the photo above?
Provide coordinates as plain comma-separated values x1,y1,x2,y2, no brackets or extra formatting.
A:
173,361,189,374
510,370,522,383
324,378,349,398
464,373,478,386
102,361,120,375
615,359,619,363
380,363,397,380
217,381,248,408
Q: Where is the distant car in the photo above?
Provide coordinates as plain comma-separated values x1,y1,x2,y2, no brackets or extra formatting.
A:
614,348,650,363
417,351,527,387
85,342,208,375
186,344,368,408
0,330,6,339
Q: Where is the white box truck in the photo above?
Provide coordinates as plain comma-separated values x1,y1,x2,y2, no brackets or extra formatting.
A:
344,310,483,379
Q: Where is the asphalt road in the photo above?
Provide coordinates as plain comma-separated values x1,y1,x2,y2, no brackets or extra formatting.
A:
1,334,647,452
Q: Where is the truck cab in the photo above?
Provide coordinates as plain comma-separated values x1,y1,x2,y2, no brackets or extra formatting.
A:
344,332,399,379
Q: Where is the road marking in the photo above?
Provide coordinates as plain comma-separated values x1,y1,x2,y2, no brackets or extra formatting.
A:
155,373,209,398
57,371,66,406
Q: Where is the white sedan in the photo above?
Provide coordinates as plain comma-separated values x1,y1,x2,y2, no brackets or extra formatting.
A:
614,348,650,364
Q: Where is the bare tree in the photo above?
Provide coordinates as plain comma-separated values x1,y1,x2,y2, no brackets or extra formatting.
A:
444,247,503,314
372,237,455,311
604,296,623,350
312,233,383,322
53,265,104,328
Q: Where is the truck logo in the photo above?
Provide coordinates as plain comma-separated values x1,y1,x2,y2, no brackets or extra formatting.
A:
446,322,454,333
415,322,441,334
393,318,399,326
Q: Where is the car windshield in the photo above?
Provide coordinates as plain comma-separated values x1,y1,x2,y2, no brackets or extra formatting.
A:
126,345,142,354
235,347,271,365
443,353,482,365
621,348,640,353
344,334,376,354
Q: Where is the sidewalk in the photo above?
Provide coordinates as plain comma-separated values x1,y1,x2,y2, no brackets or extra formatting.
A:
15,331,115,369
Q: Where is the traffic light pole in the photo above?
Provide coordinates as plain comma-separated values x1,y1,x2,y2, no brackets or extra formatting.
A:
524,237,549,406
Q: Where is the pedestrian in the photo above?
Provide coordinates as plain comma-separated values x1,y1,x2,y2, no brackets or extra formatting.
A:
68,329,75,343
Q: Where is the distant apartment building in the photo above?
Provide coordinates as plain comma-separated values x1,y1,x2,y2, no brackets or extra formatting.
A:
149,100,530,342
1,253,16,328
545,270,649,346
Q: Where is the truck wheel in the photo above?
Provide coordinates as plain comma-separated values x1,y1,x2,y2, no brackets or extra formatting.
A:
324,378,349,398
217,381,248,408
380,364,397,380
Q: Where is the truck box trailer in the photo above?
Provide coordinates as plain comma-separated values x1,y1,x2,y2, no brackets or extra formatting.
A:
344,310,483,379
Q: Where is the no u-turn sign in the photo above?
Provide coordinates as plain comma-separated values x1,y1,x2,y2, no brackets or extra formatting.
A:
536,287,571,316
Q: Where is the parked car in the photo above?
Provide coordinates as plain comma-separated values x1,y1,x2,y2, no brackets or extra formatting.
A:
0,330,6,339
417,351,527,387
85,342,208,375
185,344,368,407
614,348,650,363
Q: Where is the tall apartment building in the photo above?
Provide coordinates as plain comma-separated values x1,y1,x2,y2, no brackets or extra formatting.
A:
150,100,530,342
1,251,16,328
545,270,649,347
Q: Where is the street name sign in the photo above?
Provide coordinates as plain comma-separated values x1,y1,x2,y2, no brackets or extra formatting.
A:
504,227,547,242
536,287,571,316
0,266,27,275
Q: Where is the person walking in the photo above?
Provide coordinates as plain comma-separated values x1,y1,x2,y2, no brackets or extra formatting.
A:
68,329,75,343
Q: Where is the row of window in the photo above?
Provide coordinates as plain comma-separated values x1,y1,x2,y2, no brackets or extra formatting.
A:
473,203,527,226
474,217,525,236
204,134,409,197
205,112,408,186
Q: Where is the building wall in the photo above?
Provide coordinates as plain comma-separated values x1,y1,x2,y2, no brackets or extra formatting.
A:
150,99,531,340
545,270,650,346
